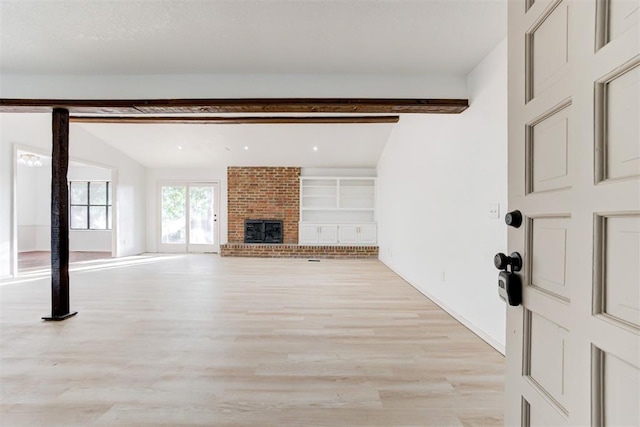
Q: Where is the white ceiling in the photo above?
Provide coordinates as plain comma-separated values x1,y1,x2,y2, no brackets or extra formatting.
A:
76,121,396,168
1,0,507,169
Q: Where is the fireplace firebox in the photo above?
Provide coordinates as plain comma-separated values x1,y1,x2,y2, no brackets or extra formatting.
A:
244,220,283,244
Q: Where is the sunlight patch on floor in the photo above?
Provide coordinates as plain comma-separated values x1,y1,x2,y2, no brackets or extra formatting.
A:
0,254,186,286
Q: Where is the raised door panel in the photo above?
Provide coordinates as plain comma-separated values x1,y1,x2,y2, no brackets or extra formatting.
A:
529,404,553,427
526,311,569,412
608,0,640,43
358,225,377,244
603,64,640,180
528,0,570,100
602,351,640,426
528,102,572,193
602,214,640,328
527,398,565,427
529,216,571,300
338,225,358,244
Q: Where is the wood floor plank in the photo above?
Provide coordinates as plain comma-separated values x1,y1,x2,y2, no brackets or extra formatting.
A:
0,255,504,426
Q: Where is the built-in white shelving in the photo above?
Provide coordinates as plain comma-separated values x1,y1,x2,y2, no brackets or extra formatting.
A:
299,177,376,245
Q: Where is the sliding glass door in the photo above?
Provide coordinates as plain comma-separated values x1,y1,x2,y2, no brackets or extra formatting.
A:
159,182,218,253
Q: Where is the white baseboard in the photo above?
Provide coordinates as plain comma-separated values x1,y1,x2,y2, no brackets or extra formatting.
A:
379,259,506,355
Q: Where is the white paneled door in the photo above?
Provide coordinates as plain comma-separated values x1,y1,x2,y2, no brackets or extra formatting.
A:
506,1,639,426
158,182,219,253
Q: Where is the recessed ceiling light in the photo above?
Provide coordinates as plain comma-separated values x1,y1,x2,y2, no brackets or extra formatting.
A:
313,146,318,151
244,146,249,150
177,146,183,150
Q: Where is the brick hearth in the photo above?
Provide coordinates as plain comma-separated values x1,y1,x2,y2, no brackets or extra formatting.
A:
220,244,378,259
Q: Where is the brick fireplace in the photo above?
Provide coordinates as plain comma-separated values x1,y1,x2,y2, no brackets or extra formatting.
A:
220,166,378,259
226,167,300,243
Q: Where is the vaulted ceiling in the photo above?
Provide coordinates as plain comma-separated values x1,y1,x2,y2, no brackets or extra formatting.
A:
74,120,396,169
0,0,507,169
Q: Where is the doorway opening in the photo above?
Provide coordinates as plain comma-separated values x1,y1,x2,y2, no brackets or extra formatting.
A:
158,182,219,253
15,147,115,274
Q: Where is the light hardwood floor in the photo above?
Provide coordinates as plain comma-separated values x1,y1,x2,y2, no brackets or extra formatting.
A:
0,255,504,426
18,251,112,273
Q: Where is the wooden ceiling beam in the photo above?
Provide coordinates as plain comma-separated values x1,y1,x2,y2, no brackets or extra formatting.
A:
69,115,400,125
0,98,468,114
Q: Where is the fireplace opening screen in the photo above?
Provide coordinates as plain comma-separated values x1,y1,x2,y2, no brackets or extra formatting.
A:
244,220,283,243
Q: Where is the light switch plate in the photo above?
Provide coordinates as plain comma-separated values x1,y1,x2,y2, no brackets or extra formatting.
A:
488,203,500,219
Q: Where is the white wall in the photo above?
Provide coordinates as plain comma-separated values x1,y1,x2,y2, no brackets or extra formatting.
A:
376,40,508,352
17,164,39,252
146,168,227,252
69,230,112,252
68,165,112,181
0,73,467,99
16,163,50,252
0,113,147,276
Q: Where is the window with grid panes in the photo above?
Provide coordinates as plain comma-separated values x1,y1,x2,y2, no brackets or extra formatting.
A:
70,181,112,230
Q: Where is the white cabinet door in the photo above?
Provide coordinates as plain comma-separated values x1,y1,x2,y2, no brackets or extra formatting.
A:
299,225,319,244
338,225,358,244
318,225,338,244
358,224,377,244
300,223,375,245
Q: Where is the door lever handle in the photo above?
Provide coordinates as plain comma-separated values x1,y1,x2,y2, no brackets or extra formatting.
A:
494,252,522,272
